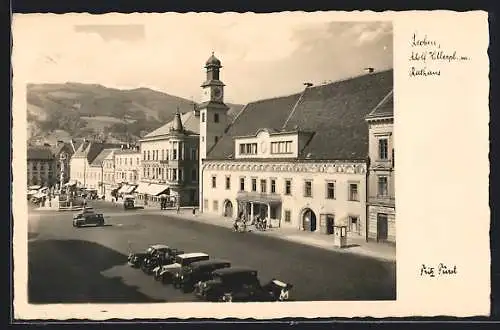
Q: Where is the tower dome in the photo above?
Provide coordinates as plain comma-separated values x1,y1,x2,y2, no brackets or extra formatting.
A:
171,108,184,132
205,52,221,67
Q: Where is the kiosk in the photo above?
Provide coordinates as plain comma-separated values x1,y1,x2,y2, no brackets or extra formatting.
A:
333,225,348,248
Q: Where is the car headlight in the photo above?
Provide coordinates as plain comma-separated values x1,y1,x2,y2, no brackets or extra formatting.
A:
180,275,184,280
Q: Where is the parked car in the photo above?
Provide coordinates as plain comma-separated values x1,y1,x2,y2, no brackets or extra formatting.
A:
194,267,293,302
141,247,185,275
153,252,209,284
128,244,171,268
72,212,105,227
123,196,135,210
72,207,95,219
172,259,231,293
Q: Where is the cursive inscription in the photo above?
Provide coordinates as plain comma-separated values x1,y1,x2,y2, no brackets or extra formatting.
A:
420,263,458,278
409,32,470,78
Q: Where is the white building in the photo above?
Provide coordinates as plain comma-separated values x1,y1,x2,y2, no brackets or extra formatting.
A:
69,140,122,190
198,54,394,242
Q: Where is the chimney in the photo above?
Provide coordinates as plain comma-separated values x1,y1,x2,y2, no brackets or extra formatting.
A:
364,67,375,74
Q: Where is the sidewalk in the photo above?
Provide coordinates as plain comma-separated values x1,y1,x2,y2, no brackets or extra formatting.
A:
141,207,396,262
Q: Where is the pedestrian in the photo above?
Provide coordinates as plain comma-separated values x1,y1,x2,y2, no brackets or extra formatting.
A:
192,207,196,216
176,203,180,214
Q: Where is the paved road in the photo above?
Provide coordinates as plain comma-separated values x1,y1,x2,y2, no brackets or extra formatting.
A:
28,201,396,303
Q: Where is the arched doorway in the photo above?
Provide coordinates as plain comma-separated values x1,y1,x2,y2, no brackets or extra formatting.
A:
302,208,317,232
223,200,233,218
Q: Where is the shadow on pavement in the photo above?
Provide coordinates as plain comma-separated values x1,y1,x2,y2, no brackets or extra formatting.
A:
28,239,165,304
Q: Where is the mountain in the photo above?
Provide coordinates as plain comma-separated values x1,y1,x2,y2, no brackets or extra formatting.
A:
27,83,244,144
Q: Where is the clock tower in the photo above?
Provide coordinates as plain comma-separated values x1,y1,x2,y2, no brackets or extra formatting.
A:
199,53,229,160
199,53,229,213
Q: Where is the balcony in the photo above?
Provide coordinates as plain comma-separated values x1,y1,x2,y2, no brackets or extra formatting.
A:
236,191,282,205
371,159,393,170
368,195,395,207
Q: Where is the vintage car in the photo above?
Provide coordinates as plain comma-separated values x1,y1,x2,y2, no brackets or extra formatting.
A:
72,211,105,227
72,207,95,219
141,247,185,275
123,196,135,210
172,259,231,293
194,267,293,302
127,244,171,268
153,252,209,284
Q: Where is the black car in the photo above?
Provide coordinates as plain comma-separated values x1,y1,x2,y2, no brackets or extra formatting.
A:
194,267,293,302
72,211,105,227
172,259,231,293
127,244,171,268
154,252,210,284
123,197,135,210
141,248,185,275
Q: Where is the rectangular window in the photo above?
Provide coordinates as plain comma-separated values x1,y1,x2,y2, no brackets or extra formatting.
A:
124,158,127,165
392,148,395,167
349,183,359,201
326,181,335,199
173,149,177,160
270,206,277,219
251,178,257,192
284,210,291,223
348,216,360,234
143,151,146,160
225,176,231,190
191,168,197,182
240,143,258,155
239,177,245,191
212,176,217,188
161,149,165,160
285,179,292,195
260,179,267,193
304,180,312,197
378,176,388,196
213,200,219,211
271,141,293,154
191,148,197,160
270,179,276,193
172,169,177,181
379,138,388,160
179,169,183,181
201,112,206,122
204,199,209,210
214,113,219,123
147,150,150,160
137,157,140,165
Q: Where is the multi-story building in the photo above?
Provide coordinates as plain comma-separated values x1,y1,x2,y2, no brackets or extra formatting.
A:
199,54,394,242
101,149,118,200
114,147,141,196
136,109,200,207
365,90,395,243
27,147,56,187
69,140,122,189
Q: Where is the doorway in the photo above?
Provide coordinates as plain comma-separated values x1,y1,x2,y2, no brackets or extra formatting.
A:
326,215,335,235
302,208,317,232
377,213,388,242
223,200,233,218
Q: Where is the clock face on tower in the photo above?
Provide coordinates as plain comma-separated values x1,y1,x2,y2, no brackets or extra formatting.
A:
213,87,223,101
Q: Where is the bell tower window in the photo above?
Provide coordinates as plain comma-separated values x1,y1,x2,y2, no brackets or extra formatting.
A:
214,113,219,123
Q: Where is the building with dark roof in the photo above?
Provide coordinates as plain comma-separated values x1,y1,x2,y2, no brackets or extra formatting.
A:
136,109,200,207
198,54,394,243
69,140,122,189
27,147,56,187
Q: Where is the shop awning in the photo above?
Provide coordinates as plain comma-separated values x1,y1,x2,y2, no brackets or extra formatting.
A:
135,183,169,196
118,184,137,194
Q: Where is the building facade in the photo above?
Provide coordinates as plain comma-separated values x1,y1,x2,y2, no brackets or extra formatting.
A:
366,91,395,243
137,110,200,207
102,149,118,200
198,54,394,242
114,148,141,185
69,140,122,189
27,147,56,187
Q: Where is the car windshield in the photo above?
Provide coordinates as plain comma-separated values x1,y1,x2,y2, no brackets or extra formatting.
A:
175,256,184,264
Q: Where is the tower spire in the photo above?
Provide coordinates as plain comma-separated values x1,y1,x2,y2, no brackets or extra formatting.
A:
172,107,183,132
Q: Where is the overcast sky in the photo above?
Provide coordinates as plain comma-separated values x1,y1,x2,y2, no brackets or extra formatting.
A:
13,13,393,104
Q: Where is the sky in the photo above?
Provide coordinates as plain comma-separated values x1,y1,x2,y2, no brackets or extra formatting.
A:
13,13,393,104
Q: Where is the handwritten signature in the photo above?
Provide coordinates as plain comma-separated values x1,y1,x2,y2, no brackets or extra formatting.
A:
420,263,458,277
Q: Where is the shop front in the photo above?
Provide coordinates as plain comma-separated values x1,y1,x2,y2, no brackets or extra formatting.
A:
236,192,282,228
135,182,171,208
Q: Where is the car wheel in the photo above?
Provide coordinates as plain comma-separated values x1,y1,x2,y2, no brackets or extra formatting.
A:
221,293,233,303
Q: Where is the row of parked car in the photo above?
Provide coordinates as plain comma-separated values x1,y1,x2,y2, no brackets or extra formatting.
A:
127,244,293,302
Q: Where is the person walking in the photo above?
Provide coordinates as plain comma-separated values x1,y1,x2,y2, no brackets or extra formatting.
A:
176,203,180,214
